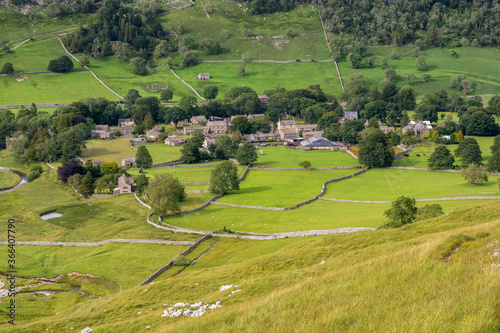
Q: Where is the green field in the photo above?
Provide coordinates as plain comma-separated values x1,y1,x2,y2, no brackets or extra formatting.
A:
340,46,500,96
253,146,360,168
129,165,247,184
174,60,342,98
323,168,500,202
158,1,330,61
218,169,355,207
0,170,20,190
0,71,118,105
87,57,199,100
394,136,495,168
0,38,79,72
80,138,136,164
146,145,183,163
165,195,495,233
0,243,187,288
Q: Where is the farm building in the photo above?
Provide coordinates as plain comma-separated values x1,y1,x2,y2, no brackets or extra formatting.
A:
118,118,135,127
195,73,210,80
92,159,104,166
146,129,161,140
300,136,339,150
402,121,432,137
121,158,136,167
165,136,185,146
207,120,228,134
184,125,209,135
110,126,133,137
190,115,207,125
258,95,268,109
113,174,135,194
277,119,296,130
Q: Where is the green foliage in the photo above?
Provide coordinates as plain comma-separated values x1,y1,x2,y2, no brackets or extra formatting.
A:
199,38,221,55
172,255,191,266
99,161,119,175
180,139,201,163
461,164,488,185
1,62,14,74
358,129,394,167
113,130,122,137
77,171,94,198
27,165,43,182
416,55,426,71
47,55,74,73
455,137,482,167
381,196,418,228
230,116,251,134
160,89,173,102
130,57,148,76
203,85,219,100
145,173,186,215
236,142,257,165
133,174,149,193
415,204,444,222
299,160,311,169
210,161,239,194
136,145,153,168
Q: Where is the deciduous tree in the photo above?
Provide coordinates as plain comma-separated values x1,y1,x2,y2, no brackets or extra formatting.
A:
146,174,186,215
209,161,239,194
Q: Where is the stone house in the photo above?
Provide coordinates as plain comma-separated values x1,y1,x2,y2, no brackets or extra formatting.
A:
91,130,114,140
344,111,358,120
277,119,296,131
247,132,280,143
146,129,161,140
184,125,209,135
194,73,210,80
258,95,268,109
247,113,266,120
402,121,432,137
279,127,301,141
302,130,324,140
121,158,136,167
190,115,207,125
118,118,135,127
203,136,217,149
113,174,135,194
92,159,104,166
110,126,133,137
165,136,185,146
300,136,339,150
207,120,228,134
364,120,395,134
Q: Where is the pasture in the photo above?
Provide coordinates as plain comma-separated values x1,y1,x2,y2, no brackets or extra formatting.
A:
218,169,355,207
0,170,20,190
0,71,117,105
157,1,330,61
80,138,136,164
323,168,500,202
339,46,500,96
145,144,183,163
252,146,360,168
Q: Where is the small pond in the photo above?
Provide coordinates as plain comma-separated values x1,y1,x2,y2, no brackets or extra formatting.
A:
40,212,63,220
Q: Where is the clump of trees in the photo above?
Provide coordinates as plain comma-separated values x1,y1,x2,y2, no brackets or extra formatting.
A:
146,174,186,215
47,56,74,73
461,164,488,185
209,161,240,194
428,145,454,170
1,62,14,74
358,129,394,167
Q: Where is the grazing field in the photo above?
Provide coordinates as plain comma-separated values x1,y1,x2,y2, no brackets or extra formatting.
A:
174,61,342,98
0,71,117,105
339,46,500,96
0,170,20,190
87,57,199,100
323,169,500,202
158,1,330,61
0,243,187,289
0,7,84,46
253,146,360,168
80,138,136,164
394,136,495,168
165,196,495,233
146,145,183,163
0,38,79,72
128,165,247,184
3,201,500,332
218,169,355,207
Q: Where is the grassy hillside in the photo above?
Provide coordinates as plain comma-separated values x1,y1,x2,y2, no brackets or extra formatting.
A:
2,200,499,332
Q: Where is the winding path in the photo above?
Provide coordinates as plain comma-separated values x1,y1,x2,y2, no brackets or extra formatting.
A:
0,167,28,194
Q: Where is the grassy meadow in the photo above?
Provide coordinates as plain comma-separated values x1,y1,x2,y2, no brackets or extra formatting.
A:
253,146,360,167
2,201,499,331
0,170,20,190
339,46,500,96
218,169,355,207
173,60,342,98
394,136,495,168
0,71,117,105
157,1,330,61
323,168,500,202
128,165,247,184
80,138,136,164
0,38,79,72
145,145,183,163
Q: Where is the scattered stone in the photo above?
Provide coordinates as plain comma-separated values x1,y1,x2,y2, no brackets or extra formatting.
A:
319,261,326,265
162,301,222,318
219,284,236,292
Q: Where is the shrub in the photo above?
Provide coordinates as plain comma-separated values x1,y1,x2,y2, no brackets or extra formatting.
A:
113,130,122,137
47,55,74,73
1,62,14,74
415,204,444,221
172,255,191,266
